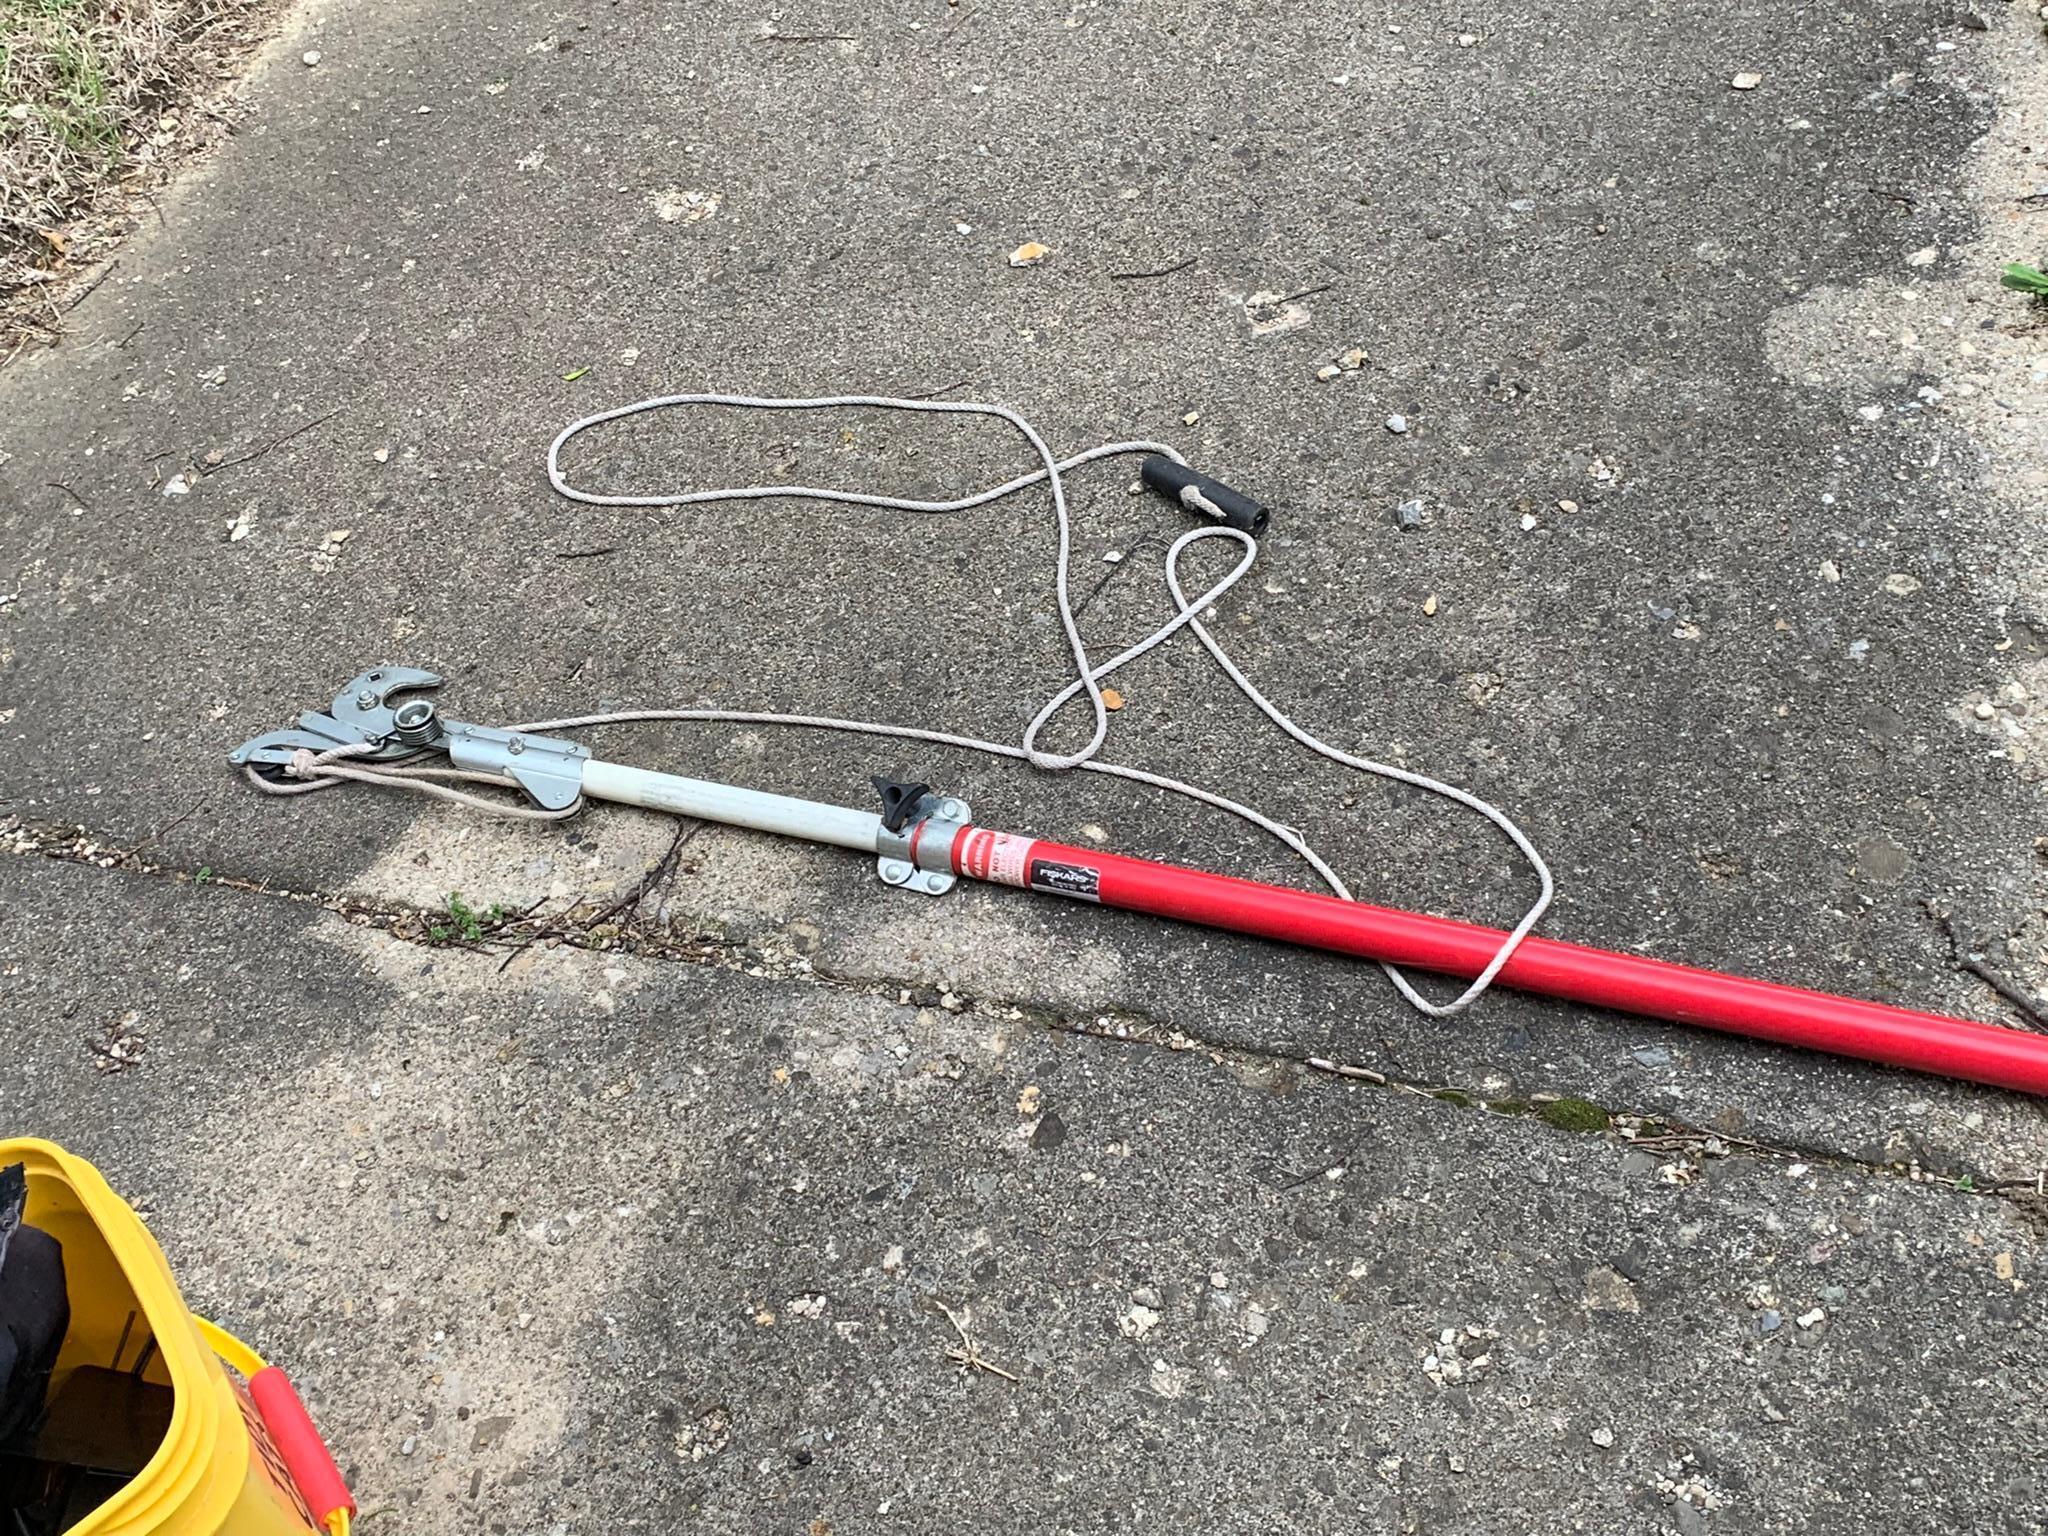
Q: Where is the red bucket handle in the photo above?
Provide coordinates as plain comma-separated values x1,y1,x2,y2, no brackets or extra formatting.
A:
248,1366,357,1532
196,1318,355,1535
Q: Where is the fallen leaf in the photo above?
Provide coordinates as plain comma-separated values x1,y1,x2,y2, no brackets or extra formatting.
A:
226,507,255,542
1016,1085,1041,1115
562,366,590,382
1008,240,1052,267
1100,687,1124,711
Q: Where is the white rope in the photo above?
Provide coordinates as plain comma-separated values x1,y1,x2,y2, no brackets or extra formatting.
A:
243,743,578,821
529,392,1555,1017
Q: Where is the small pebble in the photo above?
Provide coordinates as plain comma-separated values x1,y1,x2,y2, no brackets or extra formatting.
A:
1974,700,1996,721
1818,559,1840,583
1591,1426,1615,1448
1856,404,1884,421
1519,513,1538,531
1758,1309,1782,1334
1730,71,1762,90
302,49,322,67
1385,413,1409,434
1316,363,1344,382
1557,498,1579,514
1905,246,1939,267
1796,1307,1827,1329
1394,498,1426,531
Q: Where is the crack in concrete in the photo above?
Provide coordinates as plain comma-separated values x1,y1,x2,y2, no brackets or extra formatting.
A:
6,812,2045,1218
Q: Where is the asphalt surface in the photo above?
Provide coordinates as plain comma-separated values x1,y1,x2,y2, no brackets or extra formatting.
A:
2,1,2046,1530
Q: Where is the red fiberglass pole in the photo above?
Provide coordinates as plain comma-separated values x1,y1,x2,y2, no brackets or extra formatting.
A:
952,827,2048,1096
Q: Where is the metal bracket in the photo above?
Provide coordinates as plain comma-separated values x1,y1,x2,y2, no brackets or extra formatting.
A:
444,722,589,813
875,792,972,897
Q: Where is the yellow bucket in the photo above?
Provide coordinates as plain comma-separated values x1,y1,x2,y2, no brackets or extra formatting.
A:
1,1139,354,1536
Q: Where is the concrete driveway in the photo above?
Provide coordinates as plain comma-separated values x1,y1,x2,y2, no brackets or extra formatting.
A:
3,2,2044,1530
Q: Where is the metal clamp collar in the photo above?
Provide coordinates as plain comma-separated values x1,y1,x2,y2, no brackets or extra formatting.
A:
873,782,971,897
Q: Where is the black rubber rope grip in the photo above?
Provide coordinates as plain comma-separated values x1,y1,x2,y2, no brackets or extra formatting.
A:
1140,457,1270,535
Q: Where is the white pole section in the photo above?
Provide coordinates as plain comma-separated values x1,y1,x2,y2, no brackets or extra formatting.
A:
580,759,884,852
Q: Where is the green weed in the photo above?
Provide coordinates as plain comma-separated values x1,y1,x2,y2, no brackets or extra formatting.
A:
426,891,508,944
2001,262,2048,299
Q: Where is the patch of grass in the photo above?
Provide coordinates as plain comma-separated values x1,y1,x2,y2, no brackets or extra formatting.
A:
1,0,275,305
36,26,119,158
1536,1096,1612,1134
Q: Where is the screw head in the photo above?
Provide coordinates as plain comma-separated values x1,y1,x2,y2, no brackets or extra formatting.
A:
506,735,525,755
939,799,966,821
922,873,949,893
356,690,377,709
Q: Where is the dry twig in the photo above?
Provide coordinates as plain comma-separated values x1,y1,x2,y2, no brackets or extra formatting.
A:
934,1302,1017,1383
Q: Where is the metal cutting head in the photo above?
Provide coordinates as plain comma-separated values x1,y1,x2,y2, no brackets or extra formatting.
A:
228,665,446,770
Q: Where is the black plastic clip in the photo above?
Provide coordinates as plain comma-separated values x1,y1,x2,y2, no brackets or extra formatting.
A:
871,775,935,833
1140,457,1270,534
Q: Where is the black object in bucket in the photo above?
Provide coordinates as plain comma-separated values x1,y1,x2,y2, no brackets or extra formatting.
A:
0,1163,70,1447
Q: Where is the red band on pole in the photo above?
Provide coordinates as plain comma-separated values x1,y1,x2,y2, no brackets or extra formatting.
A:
248,1367,356,1525
960,831,2048,1096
